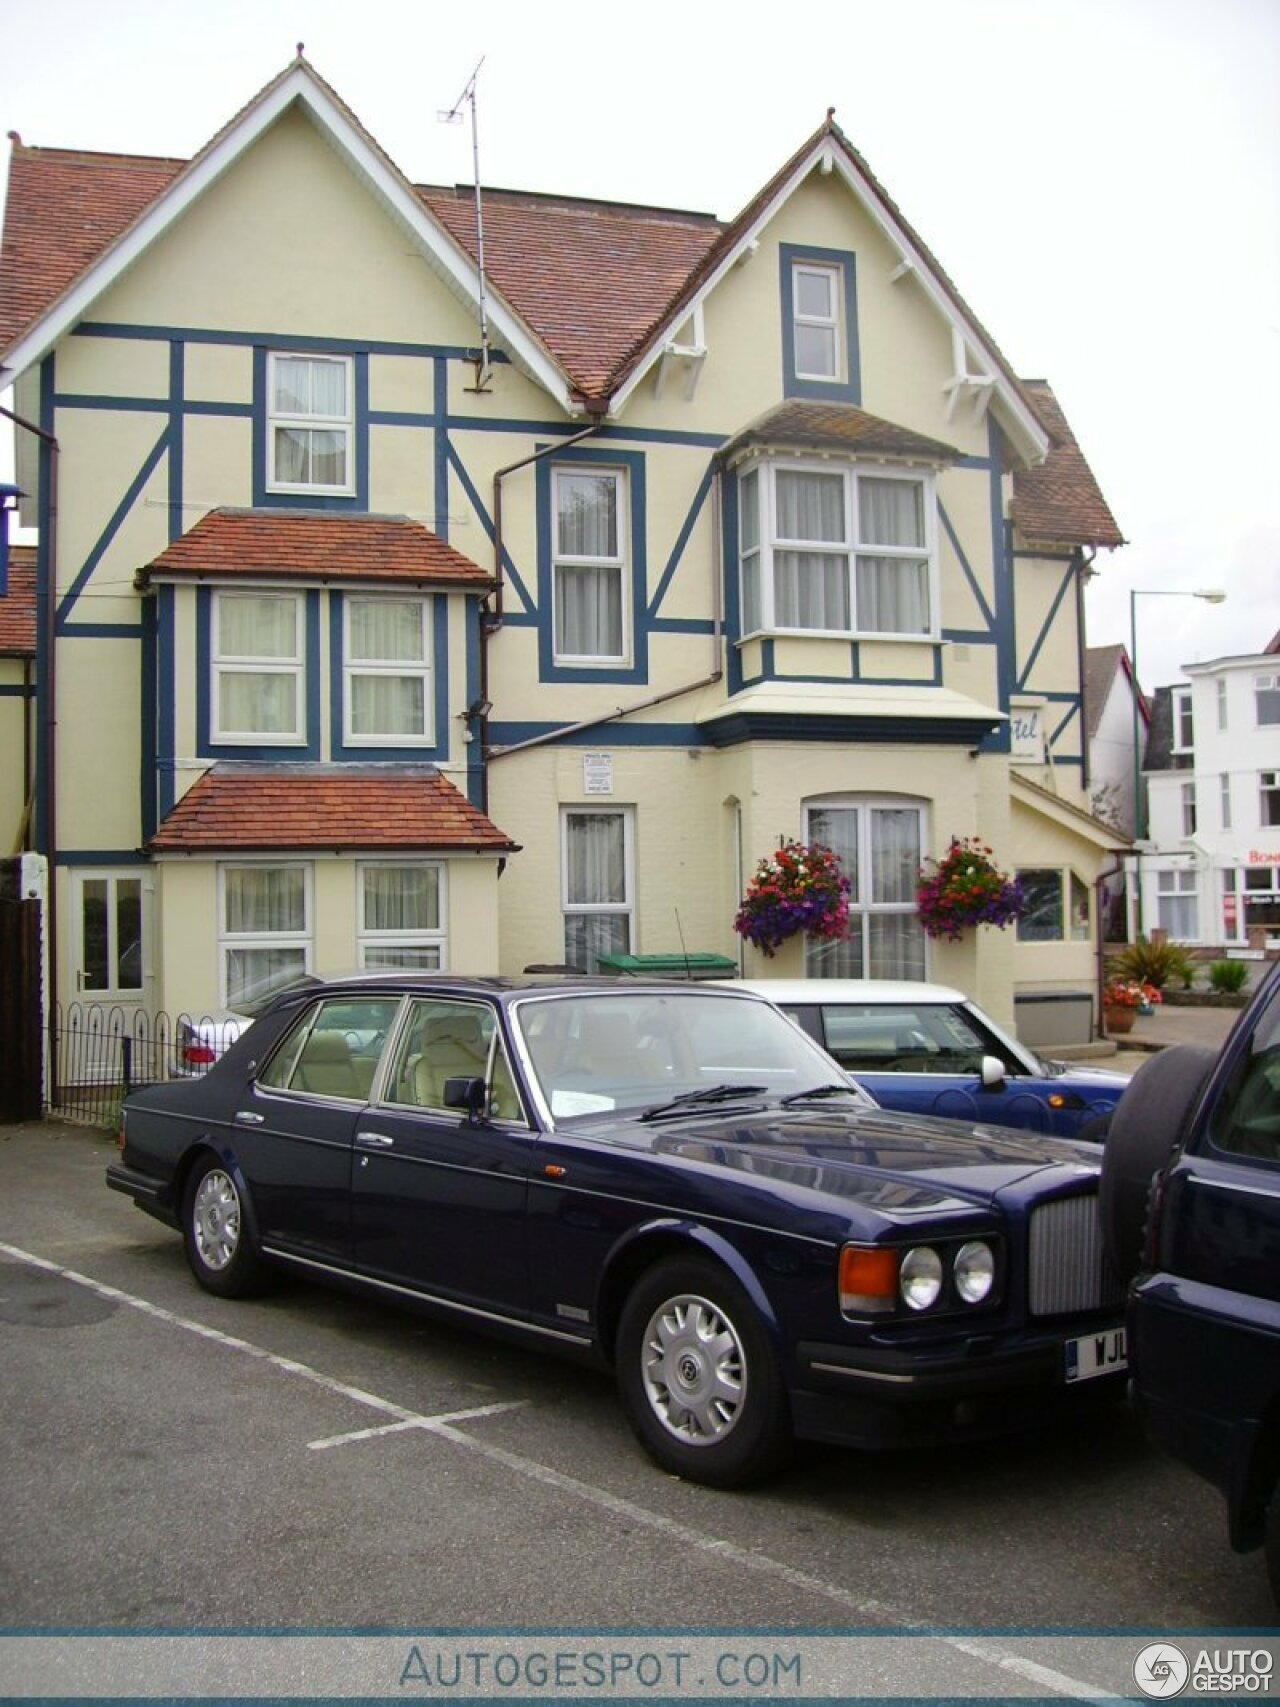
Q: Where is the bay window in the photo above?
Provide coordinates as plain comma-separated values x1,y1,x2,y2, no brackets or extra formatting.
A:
267,353,353,493
358,862,445,969
220,863,310,1008
213,591,304,743
804,798,926,979
739,460,934,639
563,808,633,972
344,597,431,745
553,467,627,663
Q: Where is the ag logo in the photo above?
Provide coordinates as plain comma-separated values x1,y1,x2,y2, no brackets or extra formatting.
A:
1134,1643,1190,1698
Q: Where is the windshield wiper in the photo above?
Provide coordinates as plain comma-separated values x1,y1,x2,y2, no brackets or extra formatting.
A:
639,1083,768,1122
780,1083,862,1106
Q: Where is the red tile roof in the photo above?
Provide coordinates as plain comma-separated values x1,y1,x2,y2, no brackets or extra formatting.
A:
0,544,37,655
1011,382,1125,550
420,185,722,402
147,764,519,853
138,508,492,589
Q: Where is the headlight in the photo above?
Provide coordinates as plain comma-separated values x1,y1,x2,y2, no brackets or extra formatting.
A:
899,1246,943,1311
954,1240,995,1304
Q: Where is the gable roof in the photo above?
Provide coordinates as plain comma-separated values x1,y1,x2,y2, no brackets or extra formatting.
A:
136,508,492,590
1083,643,1144,740
0,543,36,655
0,67,1122,548
0,57,575,410
1011,381,1125,550
146,763,519,853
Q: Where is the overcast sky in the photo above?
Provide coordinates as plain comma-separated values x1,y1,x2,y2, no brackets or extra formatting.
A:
1,0,1275,691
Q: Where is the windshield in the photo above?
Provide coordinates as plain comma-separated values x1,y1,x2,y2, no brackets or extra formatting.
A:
511,989,873,1124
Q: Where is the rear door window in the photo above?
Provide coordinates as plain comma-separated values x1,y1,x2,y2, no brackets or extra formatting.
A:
258,996,401,1101
1207,983,1280,1164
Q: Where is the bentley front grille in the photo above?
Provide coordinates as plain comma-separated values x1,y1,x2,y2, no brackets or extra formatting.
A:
1028,1192,1125,1316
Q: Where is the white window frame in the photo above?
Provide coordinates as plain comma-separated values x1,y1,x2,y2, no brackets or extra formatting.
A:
356,861,447,970
561,806,635,972
1262,770,1280,829
73,870,146,997
1255,672,1280,727
1156,866,1199,942
218,861,312,1008
803,796,927,979
266,352,355,496
791,261,843,383
212,589,305,745
1180,780,1197,837
738,457,937,641
342,596,432,746
1171,687,1194,754
551,466,629,666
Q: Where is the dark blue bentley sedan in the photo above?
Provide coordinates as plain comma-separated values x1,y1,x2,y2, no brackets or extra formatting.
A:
109,975,1127,1486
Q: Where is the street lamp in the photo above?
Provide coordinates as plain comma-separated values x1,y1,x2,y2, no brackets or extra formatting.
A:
1129,586,1228,935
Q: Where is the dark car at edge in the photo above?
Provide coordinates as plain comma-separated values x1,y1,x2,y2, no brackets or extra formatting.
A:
109,974,1127,1486
1101,959,1280,1606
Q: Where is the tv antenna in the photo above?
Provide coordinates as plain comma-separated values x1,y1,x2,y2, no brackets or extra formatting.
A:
438,57,493,393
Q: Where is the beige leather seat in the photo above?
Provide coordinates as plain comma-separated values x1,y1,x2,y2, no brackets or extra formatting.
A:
294,1030,359,1098
413,1011,488,1109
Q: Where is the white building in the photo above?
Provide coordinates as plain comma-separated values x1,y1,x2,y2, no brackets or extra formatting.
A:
1137,639,1280,951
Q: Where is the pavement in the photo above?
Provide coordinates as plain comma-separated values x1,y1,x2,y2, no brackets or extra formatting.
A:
1099,999,1244,1076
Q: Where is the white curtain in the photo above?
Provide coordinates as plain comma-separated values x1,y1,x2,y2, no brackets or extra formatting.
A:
350,676,425,737
220,671,296,734
855,556,930,633
273,357,346,418
557,471,617,557
870,808,920,904
219,595,296,658
225,867,305,935
363,866,439,932
274,426,346,487
556,565,622,656
566,814,625,904
860,478,923,547
349,601,423,663
773,472,849,629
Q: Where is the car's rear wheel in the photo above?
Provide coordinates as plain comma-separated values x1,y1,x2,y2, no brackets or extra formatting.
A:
1099,1045,1218,1282
182,1156,264,1298
616,1256,791,1487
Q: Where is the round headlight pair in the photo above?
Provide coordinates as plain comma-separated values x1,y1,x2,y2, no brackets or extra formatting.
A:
900,1240,995,1310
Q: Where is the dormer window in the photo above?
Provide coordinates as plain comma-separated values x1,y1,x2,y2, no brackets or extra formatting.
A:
739,459,935,639
268,353,354,494
792,263,842,381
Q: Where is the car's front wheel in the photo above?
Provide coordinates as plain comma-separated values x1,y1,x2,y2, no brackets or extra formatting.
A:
182,1156,265,1298
616,1256,791,1487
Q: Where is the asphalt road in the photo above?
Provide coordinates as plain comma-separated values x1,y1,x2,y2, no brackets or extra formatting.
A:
0,1120,1271,1645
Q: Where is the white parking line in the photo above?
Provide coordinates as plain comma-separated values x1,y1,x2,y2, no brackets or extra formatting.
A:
0,1240,1115,1700
307,1403,523,1451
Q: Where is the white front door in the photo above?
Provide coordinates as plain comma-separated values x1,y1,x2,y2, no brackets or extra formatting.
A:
69,871,149,1084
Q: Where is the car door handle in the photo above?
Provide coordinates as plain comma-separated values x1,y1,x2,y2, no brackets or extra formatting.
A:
355,1131,395,1149
234,1111,265,1125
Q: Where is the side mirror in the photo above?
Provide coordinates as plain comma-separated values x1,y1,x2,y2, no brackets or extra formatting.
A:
443,1075,488,1119
979,1055,1008,1090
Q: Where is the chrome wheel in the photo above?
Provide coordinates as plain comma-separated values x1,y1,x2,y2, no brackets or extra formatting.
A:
191,1168,241,1272
640,1290,747,1446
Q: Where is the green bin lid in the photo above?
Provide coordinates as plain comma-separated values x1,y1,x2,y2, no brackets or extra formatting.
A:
595,952,737,977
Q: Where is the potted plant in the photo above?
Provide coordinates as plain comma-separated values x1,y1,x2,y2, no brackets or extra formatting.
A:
734,839,851,958
1101,978,1145,1035
916,837,1023,942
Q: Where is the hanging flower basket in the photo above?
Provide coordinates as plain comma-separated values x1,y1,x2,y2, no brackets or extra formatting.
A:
916,837,1024,942
734,839,851,958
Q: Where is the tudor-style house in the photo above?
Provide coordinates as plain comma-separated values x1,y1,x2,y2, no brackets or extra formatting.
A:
0,55,1125,1053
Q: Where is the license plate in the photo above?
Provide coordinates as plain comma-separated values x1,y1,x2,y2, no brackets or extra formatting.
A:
1065,1326,1127,1383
